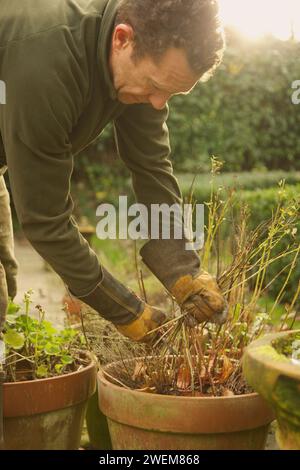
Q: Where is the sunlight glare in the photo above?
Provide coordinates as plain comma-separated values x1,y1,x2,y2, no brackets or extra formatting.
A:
219,0,300,40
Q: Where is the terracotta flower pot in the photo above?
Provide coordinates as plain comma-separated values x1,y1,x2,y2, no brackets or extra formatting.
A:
98,360,274,450
3,356,96,450
243,330,300,450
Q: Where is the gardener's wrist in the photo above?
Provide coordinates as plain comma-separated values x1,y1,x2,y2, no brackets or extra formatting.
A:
68,266,145,325
140,238,201,291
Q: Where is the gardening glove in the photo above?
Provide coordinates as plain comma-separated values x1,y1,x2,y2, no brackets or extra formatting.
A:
140,239,228,325
172,271,228,325
0,173,18,330
68,266,167,342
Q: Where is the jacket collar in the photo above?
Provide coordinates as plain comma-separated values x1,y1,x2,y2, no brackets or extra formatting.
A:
97,0,119,101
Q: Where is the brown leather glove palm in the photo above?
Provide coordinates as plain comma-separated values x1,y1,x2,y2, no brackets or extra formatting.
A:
171,271,228,325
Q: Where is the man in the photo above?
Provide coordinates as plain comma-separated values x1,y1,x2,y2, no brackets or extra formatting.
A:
0,0,227,341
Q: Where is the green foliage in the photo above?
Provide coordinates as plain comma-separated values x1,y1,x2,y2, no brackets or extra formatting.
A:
72,37,300,193
239,184,300,304
179,171,300,203
3,291,88,382
168,39,300,173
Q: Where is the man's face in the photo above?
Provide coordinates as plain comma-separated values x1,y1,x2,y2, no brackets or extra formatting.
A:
109,25,200,110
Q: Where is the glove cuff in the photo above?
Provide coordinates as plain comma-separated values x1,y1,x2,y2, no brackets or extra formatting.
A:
140,238,200,292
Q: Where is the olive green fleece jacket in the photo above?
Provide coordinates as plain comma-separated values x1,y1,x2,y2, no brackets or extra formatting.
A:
0,0,196,299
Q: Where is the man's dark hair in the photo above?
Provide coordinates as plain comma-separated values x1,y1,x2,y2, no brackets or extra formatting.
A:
115,0,225,80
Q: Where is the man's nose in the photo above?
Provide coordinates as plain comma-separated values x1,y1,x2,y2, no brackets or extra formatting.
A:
148,93,170,110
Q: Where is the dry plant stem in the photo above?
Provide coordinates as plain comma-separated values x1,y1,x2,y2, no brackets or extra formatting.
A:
80,309,92,352
140,270,148,303
280,280,300,331
182,323,195,392
103,369,131,390
92,161,299,397
203,196,233,270
252,205,281,302
220,216,297,295
288,283,300,330
223,247,299,297
145,312,187,338
192,330,204,393
134,240,144,300
259,260,296,298
152,324,176,350
271,243,300,317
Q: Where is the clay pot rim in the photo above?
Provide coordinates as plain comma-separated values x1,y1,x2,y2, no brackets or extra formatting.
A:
4,352,97,418
3,351,95,387
99,357,256,402
244,330,300,382
99,368,259,402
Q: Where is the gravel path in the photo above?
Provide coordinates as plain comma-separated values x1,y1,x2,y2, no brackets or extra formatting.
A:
14,236,66,327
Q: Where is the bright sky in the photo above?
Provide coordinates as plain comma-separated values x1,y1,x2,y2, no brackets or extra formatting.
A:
219,0,300,40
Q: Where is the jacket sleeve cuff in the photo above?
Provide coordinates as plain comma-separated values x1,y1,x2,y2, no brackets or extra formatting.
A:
67,266,144,325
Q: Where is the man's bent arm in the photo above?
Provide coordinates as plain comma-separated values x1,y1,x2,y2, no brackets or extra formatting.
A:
114,103,201,288
0,43,102,297
114,103,227,325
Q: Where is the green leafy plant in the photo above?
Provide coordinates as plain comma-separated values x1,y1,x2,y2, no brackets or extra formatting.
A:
3,290,89,382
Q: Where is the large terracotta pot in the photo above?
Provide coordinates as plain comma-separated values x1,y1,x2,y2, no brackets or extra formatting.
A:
98,360,274,450
3,357,96,450
243,330,300,450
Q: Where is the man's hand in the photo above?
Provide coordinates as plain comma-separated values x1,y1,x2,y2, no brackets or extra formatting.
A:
115,305,167,342
171,271,228,325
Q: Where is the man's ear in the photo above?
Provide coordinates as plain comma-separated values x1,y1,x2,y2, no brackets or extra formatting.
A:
112,24,134,51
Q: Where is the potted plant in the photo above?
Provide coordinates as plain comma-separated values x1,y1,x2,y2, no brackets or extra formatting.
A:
97,164,299,450
1,291,96,450
243,329,300,450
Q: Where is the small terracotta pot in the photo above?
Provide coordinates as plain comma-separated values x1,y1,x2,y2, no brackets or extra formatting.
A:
3,355,96,450
98,360,274,450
